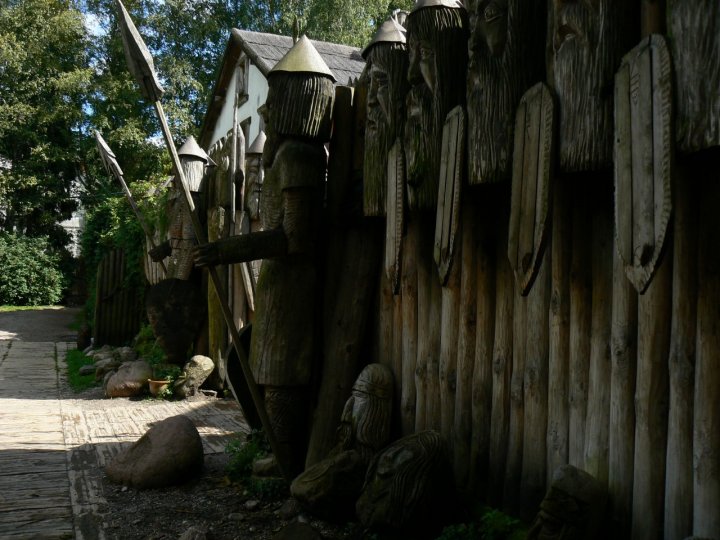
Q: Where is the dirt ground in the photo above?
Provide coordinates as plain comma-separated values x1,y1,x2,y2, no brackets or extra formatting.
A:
0,305,81,341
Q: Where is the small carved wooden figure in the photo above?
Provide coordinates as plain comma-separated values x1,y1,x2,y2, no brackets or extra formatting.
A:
244,130,266,231
466,0,545,184
548,0,637,172
362,14,409,217
404,0,468,211
194,36,335,473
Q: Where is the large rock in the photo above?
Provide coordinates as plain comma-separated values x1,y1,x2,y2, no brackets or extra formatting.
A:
94,357,121,380
105,415,204,489
291,450,366,521
105,360,152,398
173,355,214,398
115,346,137,363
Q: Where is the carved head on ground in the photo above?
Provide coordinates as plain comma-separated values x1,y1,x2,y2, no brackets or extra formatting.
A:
362,14,409,216
548,0,637,172
404,0,468,211
466,0,545,184
260,36,335,168
335,363,393,460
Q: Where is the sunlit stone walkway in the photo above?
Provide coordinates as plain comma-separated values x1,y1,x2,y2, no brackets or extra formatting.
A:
0,340,250,539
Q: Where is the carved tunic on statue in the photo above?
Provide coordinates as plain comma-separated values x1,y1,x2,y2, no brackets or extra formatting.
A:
249,139,325,386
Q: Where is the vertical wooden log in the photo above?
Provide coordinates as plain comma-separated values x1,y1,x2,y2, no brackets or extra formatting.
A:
439,242,461,440
488,208,514,506
664,162,697,540
693,165,720,538
547,178,570,483
584,184,614,484
414,215,432,432
504,273,527,511
401,219,419,437
426,228,443,431
568,183,592,467
392,289,403,432
632,243,671,540
377,263,395,371
468,197,494,493
520,245,550,516
608,227,638,536
454,197,480,490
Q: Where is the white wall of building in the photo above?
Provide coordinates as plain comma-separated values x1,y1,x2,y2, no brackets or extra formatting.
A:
209,63,268,150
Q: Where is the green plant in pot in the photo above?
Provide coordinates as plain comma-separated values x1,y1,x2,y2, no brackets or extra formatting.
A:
148,363,181,398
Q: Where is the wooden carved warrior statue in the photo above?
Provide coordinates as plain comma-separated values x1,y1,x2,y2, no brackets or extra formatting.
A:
466,0,545,184
194,36,335,472
244,130,266,228
404,0,468,211
548,0,637,172
362,14,409,217
667,0,720,153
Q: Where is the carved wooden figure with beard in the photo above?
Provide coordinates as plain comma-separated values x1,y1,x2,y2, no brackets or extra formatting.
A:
548,0,637,172
404,0,468,211
194,36,335,474
667,1,720,153
363,16,409,217
466,0,545,184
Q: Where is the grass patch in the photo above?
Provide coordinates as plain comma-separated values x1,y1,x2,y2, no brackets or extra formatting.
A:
65,349,99,392
0,305,60,312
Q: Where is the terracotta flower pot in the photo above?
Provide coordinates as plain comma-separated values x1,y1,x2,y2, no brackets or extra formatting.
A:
148,379,171,397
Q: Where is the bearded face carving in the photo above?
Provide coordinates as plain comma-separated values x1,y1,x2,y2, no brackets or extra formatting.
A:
548,0,637,173
245,153,263,221
404,2,468,211
466,0,545,184
364,41,409,216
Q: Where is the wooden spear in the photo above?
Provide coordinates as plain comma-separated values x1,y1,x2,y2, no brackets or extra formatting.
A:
114,0,288,479
94,130,167,277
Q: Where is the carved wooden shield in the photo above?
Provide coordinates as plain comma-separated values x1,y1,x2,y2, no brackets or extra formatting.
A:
508,82,555,296
614,35,673,294
385,138,405,294
434,105,465,285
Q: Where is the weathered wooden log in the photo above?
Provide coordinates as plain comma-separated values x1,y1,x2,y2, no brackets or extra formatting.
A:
467,195,493,494
377,263,395,372
568,182,592,467
503,272,527,511
520,245,550,517
401,219,419,437
547,177,570,483
414,215,432,432
583,184,613,485
608,227,638,536
488,206,514,506
664,160,697,540
426,231,443,432
439,237,461,440
392,287,403,433
631,245,671,540
453,197,479,490
693,158,720,538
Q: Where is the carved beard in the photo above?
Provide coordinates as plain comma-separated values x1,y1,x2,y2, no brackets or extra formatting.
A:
669,1,720,153
404,83,442,211
467,0,545,184
550,1,637,173
364,99,391,216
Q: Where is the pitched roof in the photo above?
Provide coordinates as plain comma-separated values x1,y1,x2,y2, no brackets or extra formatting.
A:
199,29,367,147
235,30,366,84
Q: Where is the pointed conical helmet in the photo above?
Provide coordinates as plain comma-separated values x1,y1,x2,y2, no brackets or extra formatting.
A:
177,135,213,164
269,35,336,82
410,0,465,14
362,14,407,59
247,131,266,156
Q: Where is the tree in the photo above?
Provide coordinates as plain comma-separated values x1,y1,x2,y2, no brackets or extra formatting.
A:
0,0,92,248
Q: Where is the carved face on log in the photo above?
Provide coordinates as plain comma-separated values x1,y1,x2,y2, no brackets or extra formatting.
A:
668,1,720,153
466,0,545,184
260,72,334,168
244,154,263,221
404,5,468,211
364,43,409,216
336,364,393,459
548,0,636,172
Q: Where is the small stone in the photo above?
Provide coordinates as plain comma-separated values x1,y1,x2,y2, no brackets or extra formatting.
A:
178,526,207,540
244,500,260,511
228,513,244,522
78,364,96,376
278,498,302,520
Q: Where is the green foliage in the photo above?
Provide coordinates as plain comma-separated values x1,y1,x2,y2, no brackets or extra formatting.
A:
436,508,525,540
65,349,100,392
246,476,289,501
225,429,270,480
0,233,65,305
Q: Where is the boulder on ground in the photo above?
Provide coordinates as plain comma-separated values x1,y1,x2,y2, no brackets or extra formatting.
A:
115,346,137,363
78,364,96,377
105,415,204,489
105,360,152,398
173,355,214,398
95,357,121,380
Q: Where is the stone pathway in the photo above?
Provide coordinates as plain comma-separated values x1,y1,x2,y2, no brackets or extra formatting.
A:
0,340,250,540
